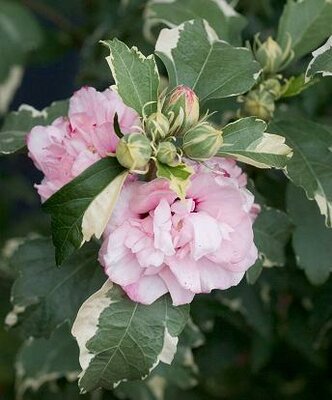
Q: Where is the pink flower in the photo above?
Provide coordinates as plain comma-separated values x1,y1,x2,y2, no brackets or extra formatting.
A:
27,87,139,201
99,158,259,306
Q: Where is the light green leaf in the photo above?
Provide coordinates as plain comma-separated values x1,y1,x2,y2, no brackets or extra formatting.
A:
6,237,104,338
287,184,332,284
156,161,193,199
144,0,247,45
0,0,43,82
280,74,318,98
16,323,80,399
0,100,69,155
270,118,332,227
102,38,159,116
277,0,332,61
43,157,126,265
217,117,292,168
72,281,189,393
155,19,261,103
306,36,332,81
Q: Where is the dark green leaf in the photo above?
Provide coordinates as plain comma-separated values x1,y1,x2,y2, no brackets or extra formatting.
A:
270,118,332,227
16,323,80,398
277,0,332,61
6,237,104,338
43,157,126,265
0,100,69,155
102,38,159,116
287,184,332,284
72,282,189,393
144,0,247,45
155,19,261,103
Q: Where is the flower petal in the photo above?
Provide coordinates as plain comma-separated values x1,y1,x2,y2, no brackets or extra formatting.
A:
124,275,168,305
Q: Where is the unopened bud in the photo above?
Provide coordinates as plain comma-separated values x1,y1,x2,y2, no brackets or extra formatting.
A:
156,142,179,166
242,89,275,121
182,123,223,161
262,78,281,98
116,133,152,170
145,111,170,140
163,85,200,135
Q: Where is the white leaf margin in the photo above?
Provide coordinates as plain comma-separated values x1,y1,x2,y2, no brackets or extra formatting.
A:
305,36,332,82
72,281,179,390
81,171,128,244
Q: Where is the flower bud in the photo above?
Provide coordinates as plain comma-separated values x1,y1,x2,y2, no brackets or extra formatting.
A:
255,36,294,74
163,85,200,135
182,123,223,161
261,78,281,98
156,142,179,166
256,37,283,74
145,111,170,140
116,133,152,170
242,89,275,121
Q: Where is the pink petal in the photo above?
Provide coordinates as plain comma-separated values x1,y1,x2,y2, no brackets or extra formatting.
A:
198,257,245,292
160,268,195,305
153,199,175,256
168,255,201,293
188,212,222,260
124,275,168,305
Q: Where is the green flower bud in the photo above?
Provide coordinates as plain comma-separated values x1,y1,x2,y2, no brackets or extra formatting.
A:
261,78,282,98
145,111,170,140
156,142,179,166
256,37,283,74
116,133,152,170
182,123,223,161
163,85,200,135
255,36,294,74
242,89,275,121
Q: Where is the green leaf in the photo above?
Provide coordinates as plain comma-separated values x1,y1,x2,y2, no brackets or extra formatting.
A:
72,281,189,393
217,282,272,338
144,0,247,46
43,157,126,265
287,184,332,284
254,206,292,268
280,74,318,98
0,0,43,82
277,0,332,61
5,237,105,338
306,36,332,81
155,19,261,103
0,100,69,155
217,117,292,168
101,38,159,116
16,323,80,399
156,161,193,199
270,118,332,227
247,206,292,284
115,320,203,400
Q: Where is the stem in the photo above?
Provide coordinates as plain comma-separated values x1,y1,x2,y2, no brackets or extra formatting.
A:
145,161,157,181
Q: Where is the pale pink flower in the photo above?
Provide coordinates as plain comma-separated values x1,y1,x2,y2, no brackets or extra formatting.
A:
27,86,139,201
99,158,259,306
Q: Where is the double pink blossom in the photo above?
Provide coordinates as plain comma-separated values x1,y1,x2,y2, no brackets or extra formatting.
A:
99,159,259,305
27,86,139,201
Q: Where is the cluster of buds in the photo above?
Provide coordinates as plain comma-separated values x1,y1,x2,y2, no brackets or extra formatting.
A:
239,78,282,121
254,35,294,75
115,85,223,171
